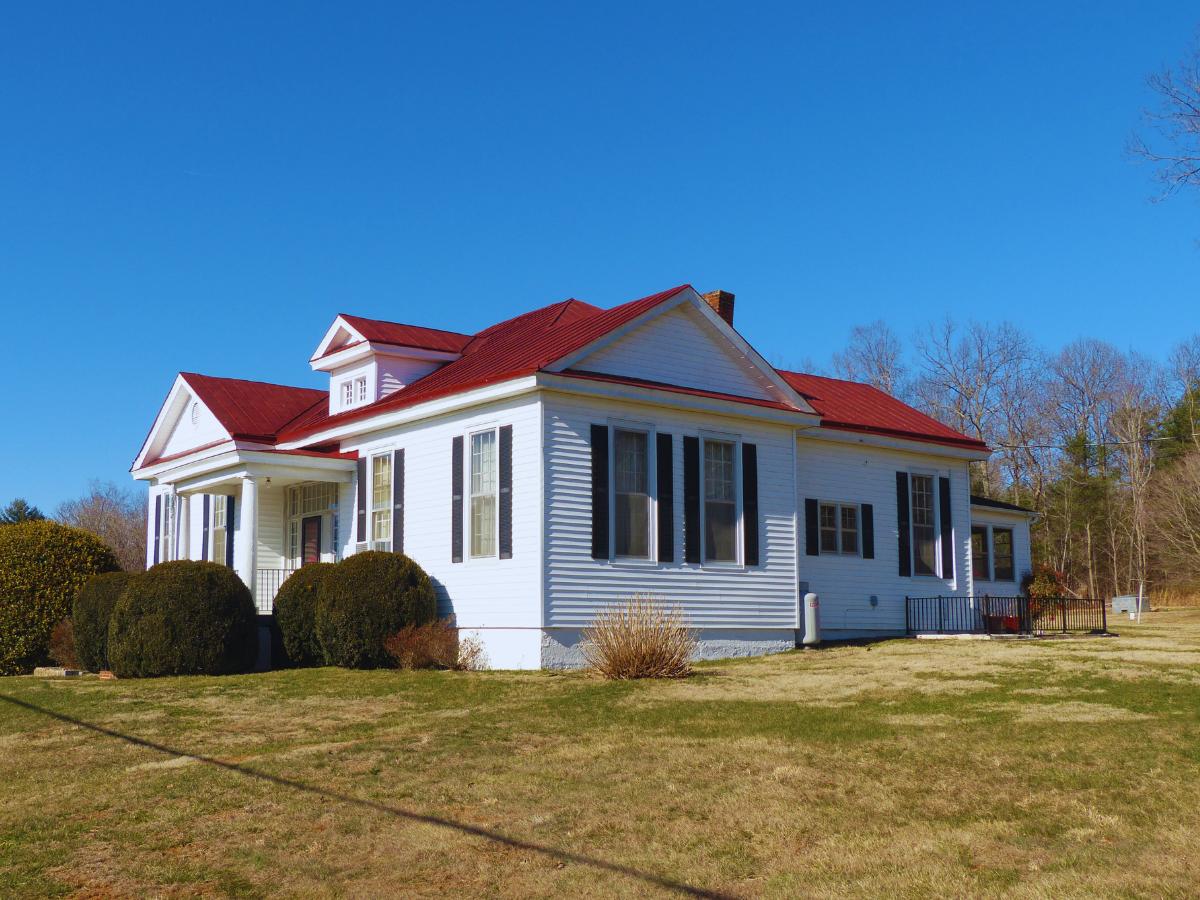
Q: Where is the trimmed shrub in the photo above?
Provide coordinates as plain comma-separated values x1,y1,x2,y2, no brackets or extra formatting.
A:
315,552,436,669
107,561,257,677
384,617,486,671
274,563,335,667
49,619,80,669
582,595,697,679
73,571,133,671
0,520,120,674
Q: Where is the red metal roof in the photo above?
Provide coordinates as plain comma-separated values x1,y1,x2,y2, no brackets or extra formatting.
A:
181,373,328,443
276,286,689,442
330,314,472,356
141,287,988,467
777,371,990,451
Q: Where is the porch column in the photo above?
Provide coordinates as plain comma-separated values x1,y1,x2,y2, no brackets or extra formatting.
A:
235,476,259,599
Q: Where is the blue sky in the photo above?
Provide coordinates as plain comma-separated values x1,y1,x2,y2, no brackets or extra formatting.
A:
2,2,1197,511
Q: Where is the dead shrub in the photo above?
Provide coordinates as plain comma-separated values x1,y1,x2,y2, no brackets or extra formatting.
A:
49,618,80,669
384,617,486,671
582,595,697,679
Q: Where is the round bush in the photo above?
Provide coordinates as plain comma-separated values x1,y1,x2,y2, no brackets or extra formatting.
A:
107,561,258,678
316,552,437,669
73,571,133,671
0,520,120,675
274,563,335,667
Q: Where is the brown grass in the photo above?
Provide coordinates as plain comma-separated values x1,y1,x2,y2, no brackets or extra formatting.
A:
1,609,1199,897
581,594,697,679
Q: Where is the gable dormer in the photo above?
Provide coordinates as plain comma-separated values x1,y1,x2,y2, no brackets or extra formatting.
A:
311,314,471,415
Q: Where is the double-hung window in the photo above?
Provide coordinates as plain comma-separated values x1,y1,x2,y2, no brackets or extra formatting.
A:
971,526,990,581
371,454,392,548
910,474,938,576
819,502,859,555
158,495,174,562
211,496,227,564
992,527,1014,581
613,428,650,558
470,430,497,557
703,438,738,562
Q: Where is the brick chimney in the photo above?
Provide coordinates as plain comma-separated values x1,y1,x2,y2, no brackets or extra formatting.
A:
702,290,735,326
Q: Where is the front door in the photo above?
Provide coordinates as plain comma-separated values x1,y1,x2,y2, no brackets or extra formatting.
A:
302,516,322,566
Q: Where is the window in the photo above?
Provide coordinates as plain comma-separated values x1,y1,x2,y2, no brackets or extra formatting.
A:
470,430,497,557
211,496,227,565
341,381,354,407
158,495,173,562
704,439,738,562
992,527,1014,581
910,474,938,576
356,377,368,403
372,454,392,547
819,502,859,555
971,525,990,581
613,429,650,558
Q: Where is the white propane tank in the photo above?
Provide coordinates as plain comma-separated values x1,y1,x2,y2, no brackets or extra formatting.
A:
802,592,820,647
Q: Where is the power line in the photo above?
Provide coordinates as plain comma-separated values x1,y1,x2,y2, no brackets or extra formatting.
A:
993,433,1199,451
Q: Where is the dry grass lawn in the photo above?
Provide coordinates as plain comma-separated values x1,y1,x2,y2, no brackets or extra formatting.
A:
2,610,1200,898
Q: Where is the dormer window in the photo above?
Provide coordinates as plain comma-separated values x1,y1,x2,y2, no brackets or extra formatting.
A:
341,381,354,408
356,377,367,403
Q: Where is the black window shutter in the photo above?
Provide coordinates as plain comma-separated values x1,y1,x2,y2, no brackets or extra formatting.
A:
356,456,367,543
451,436,464,563
590,424,609,560
153,495,161,565
201,495,210,561
939,476,953,578
896,472,911,577
499,425,513,559
683,436,701,564
656,433,673,563
804,498,819,556
392,449,405,556
225,496,235,568
861,503,875,559
742,442,759,566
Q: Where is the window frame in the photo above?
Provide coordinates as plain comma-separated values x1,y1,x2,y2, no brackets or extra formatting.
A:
211,494,228,565
356,376,368,404
340,380,354,409
991,526,1015,582
970,524,991,582
908,470,942,579
467,427,500,559
818,500,861,556
700,432,742,566
606,420,657,563
369,453,393,549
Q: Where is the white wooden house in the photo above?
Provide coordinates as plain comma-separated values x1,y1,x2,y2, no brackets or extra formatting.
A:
131,285,1034,668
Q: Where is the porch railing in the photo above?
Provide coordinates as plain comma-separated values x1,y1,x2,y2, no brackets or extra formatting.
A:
905,595,1108,636
254,568,298,615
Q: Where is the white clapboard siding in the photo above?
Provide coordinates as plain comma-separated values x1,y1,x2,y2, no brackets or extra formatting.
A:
340,394,543,633
794,439,973,637
572,304,779,402
255,483,286,570
542,393,798,629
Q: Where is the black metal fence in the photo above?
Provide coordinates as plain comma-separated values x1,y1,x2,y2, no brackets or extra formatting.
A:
905,595,1108,636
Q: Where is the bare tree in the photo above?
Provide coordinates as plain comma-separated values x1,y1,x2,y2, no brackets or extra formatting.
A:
1148,450,1200,588
56,481,147,572
1131,36,1200,197
911,318,1041,496
831,321,908,397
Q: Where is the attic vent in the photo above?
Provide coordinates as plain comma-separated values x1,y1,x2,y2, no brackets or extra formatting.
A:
190,402,199,425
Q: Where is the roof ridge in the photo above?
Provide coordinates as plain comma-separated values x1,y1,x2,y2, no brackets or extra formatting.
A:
181,372,325,395
338,313,472,341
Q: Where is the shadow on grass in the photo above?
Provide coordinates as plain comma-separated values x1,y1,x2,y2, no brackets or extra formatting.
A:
1,694,730,899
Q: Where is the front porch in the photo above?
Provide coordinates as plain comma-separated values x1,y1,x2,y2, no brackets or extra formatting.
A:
156,448,358,614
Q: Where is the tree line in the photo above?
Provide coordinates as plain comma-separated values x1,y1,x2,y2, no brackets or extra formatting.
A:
1,482,147,572
826,320,1200,601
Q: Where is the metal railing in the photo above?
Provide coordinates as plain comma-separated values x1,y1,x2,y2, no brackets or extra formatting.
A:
905,595,1108,636
254,568,298,615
